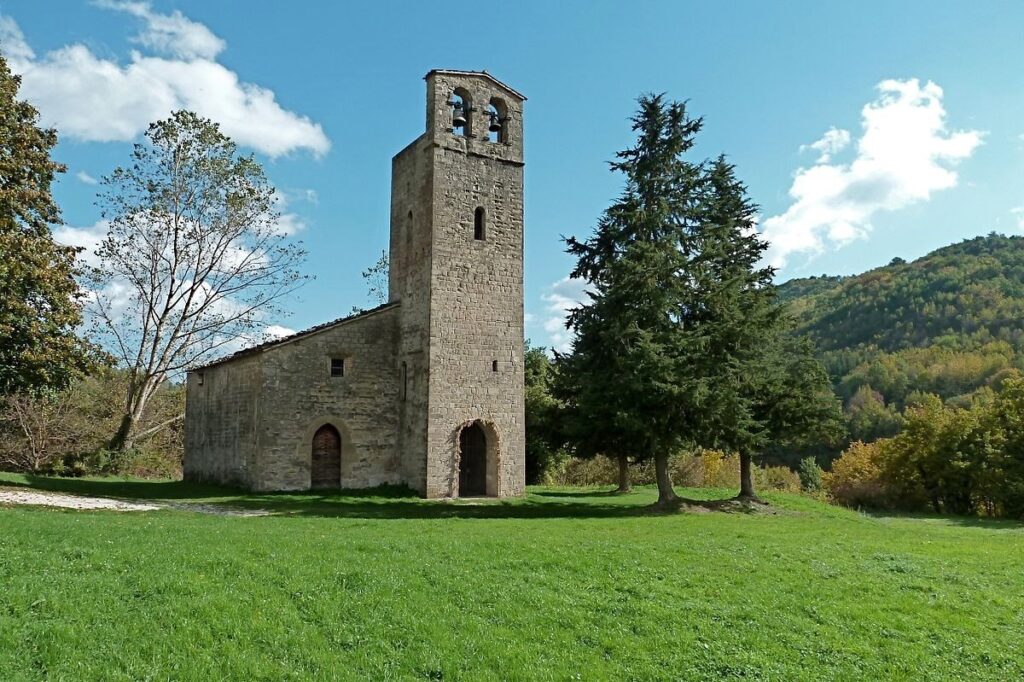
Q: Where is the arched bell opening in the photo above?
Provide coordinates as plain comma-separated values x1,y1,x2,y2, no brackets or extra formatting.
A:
449,87,473,137
487,97,508,143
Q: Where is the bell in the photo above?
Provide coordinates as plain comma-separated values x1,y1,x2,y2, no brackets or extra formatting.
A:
488,111,503,133
452,104,467,129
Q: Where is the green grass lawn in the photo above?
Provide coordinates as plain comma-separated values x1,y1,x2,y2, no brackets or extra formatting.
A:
1,474,1022,681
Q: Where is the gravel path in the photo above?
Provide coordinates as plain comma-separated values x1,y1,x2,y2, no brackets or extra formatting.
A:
0,488,161,511
0,487,270,516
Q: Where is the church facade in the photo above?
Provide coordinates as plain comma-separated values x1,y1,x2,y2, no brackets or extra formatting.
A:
183,70,526,497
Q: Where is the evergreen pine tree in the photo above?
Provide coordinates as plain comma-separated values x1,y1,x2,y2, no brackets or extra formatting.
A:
558,94,705,506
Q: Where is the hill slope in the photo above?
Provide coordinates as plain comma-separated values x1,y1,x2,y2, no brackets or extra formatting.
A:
778,234,1024,437
779,233,1024,353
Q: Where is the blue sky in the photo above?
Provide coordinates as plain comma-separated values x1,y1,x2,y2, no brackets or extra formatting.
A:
2,1,1022,351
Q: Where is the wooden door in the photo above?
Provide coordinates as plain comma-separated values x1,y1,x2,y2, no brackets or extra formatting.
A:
458,422,487,497
311,425,341,490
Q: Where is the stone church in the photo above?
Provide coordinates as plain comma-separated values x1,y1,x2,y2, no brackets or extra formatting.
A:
183,70,526,498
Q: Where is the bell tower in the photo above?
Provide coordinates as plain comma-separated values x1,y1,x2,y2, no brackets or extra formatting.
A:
388,70,526,498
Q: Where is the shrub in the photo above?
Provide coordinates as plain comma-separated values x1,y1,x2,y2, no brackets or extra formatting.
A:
759,465,802,493
798,457,823,492
549,450,796,493
823,440,893,509
0,368,183,478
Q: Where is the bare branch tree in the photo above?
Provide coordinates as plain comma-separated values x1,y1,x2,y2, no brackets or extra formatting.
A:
88,111,309,451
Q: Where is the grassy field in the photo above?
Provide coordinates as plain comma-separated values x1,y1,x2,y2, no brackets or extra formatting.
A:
0,474,1022,681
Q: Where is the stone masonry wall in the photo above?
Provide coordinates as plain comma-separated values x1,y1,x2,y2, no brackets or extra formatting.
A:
253,305,402,491
421,72,527,498
184,354,260,488
390,137,435,494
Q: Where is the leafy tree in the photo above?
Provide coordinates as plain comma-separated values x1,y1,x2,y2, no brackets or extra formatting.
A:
0,54,91,396
778,234,1024,450
988,377,1024,518
823,440,893,509
0,366,184,476
675,158,843,499
523,342,565,484
89,111,309,451
354,250,389,313
846,385,904,442
559,94,706,506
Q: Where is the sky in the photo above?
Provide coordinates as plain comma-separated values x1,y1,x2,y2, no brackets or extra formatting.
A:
1,0,1022,352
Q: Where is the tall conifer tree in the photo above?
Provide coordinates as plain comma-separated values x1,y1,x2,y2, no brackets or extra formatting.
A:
559,94,705,506
560,100,840,504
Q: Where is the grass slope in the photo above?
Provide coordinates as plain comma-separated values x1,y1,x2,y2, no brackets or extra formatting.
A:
1,475,1022,681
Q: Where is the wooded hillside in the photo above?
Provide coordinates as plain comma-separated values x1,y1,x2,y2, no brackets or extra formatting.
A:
779,234,1024,438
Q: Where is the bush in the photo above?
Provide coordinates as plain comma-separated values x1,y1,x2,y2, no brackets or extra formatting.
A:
759,465,802,493
823,440,893,509
549,450,798,493
798,457,823,492
0,368,183,478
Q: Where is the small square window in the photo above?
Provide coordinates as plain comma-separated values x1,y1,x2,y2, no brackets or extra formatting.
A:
197,372,205,386
331,358,345,377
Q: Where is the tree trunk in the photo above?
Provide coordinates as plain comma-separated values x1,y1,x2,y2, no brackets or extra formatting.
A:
108,413,139,452
616,454,631,493
654,452,678,507
108,379,155,452
738,453,756,499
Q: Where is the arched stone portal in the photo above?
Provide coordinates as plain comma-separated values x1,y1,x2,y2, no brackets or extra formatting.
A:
311,424,341,490
458,422,488,497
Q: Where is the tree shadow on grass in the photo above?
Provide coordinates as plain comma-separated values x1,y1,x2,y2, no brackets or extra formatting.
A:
531,489,623,499
1,475,708,520
2,475,231,500
867,510,1024,530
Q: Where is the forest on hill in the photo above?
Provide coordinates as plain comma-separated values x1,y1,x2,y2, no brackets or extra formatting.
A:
778,233,1024,445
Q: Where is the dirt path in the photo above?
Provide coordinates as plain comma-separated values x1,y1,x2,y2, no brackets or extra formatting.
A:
0,487,270,516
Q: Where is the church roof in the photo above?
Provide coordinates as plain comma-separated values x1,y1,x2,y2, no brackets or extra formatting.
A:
193,301,400,371
424,69,527,101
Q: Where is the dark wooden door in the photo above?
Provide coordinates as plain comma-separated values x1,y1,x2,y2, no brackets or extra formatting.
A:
459,422,487,497
311,425,341,490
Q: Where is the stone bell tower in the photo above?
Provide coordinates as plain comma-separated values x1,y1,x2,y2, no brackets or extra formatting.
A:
388,70,526,498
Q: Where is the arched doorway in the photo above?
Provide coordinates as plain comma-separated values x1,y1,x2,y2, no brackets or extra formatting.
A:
458,422,487,497
311,424,341,490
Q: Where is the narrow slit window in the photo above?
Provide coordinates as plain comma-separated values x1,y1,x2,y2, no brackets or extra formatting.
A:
401,361,408,401
492,360,498,372
330,358,345,377
474,207,486,241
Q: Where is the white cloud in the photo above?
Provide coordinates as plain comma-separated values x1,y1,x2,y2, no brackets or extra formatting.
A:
263,324,296,340
0,15,33,62
1012,207,1024,232
53,220,108,267
800,127,851,164
272,191,306,236
762,79,983,270
540,276,590,353
97,0,225,60
76,170,99,185
0,8,329,158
